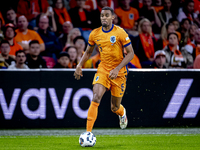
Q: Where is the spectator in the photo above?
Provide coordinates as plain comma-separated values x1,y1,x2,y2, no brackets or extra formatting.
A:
113,13,121,26
8,50,29,69
15,15,45,54
193,54,200,68
184,28,200,60
73,35,93,68
91,0,109,29
53,51,70,68
169,18,180,31
179,18,191,48
58,21,73,49
115,0,139,31
5,8,17,27
184,23,198,45
158,0,177,26
150,50,166,68
177,0,197,23
26,40,47,68
3,23,23,56
37,15,62,59
17,0,49,29
69,0,114,12
44,6,57,32
163,32,193,68
0,40,15,66
139,0,161,33
132,18,157,67
0,18,4,42
158,23,181,49
73,36,86,62
64,28,81,48
0,57,8,69
53,0,71,34
68,0,93,41
64,46,78,68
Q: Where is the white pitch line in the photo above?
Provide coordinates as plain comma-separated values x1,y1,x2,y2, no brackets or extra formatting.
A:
0,128,200,136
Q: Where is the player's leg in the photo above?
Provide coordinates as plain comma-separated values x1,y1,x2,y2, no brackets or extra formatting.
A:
110,75,127,129
111,95,128,129
86,83,106,132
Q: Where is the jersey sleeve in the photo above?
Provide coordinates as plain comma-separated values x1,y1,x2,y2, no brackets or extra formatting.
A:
119,28,131,47
88,30,95,46
134,9,139,21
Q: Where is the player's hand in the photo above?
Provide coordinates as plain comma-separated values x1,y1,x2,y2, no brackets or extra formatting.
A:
74,65,83,80
109,68,119,80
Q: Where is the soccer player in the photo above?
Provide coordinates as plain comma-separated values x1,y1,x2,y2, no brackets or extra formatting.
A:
74,6,134,132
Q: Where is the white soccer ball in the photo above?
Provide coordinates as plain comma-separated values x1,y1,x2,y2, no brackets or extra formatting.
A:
79,132,96,147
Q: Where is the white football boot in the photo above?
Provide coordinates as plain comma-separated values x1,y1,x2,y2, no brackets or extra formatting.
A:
119,108,128,129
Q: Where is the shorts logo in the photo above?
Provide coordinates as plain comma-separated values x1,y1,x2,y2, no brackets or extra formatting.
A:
129,13,134,20
95,76,99,81
110,36,116,43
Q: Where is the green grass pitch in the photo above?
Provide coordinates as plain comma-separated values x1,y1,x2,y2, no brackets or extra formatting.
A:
0,134,200,150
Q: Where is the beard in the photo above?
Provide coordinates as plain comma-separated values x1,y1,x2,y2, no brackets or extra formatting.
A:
31,54,38,58
102,23,108,27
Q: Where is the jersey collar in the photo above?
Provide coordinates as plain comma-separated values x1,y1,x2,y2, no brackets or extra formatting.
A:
102,24,114,33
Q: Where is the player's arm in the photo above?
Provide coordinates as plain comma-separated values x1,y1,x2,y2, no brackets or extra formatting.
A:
74,45,95,80
109,44,134,80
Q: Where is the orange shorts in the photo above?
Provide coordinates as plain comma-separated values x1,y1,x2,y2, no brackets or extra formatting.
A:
92,72,126,97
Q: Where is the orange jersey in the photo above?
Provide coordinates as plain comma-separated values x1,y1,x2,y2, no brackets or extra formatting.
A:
15,29,44,44
10,39,23,56
88,24,131,76
115,7,139,29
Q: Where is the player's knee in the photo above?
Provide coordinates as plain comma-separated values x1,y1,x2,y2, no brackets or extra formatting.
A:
111,105,120,113
92,93,101,103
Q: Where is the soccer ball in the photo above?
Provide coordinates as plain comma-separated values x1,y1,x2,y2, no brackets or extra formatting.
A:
79,132,96,147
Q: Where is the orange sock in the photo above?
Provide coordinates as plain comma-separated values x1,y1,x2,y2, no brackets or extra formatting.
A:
86,101,99,132
112,104,124,116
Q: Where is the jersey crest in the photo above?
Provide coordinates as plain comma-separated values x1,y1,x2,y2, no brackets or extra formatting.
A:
110,36,116,43
129,13,134,20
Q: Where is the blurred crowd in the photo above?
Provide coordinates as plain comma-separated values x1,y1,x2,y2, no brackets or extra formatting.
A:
0,0,200,69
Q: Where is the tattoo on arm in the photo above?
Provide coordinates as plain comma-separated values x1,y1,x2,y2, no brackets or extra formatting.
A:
86,45,95,55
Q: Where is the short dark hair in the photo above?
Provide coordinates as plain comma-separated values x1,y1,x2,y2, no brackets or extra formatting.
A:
6,7,16,13
102,6,114,15
180,18,191,26
169,18,179,24
166,23,174,30
53,0,64,8
16,50,26,56
73,36,85,44
0,40,10,47
58,51,69,59
167,32,179,40
29,40,39,47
